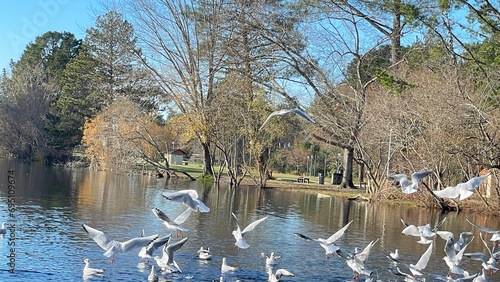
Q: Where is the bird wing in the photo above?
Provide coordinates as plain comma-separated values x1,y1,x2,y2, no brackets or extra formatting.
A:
464,173,490,191
432,217,447,231
82,224,114,251
400,218,410,227
290,108,317,124
275,269,295,278
436,230,454,240
402,225,421,237
389,173,409,184
443,237,456,260
466,218,498,234
152,207,173,223
294,232,315,241
464,252,488,263
165,237,189,264
325,220,353,244
147,234,172,255
455,236,474,263
414,242,433,270
258,111,279,131
120,234,158,253
355,238,379,264
433,186,460,199
195,199,210,212
241,216,268,238
231,212,242,234
174,208,192,224
411,169,433,183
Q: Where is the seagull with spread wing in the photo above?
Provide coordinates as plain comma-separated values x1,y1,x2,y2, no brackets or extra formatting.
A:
82,224,158,263
259,108,316,131
162,189,210,212
294,220,353,258
433,172,490,200
152,207,191,238
231,212,268,249
389,169,433,194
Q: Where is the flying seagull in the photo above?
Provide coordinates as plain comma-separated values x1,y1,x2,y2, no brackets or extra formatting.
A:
389,169,433,194
295,220,353,258
152,207,191,238
259,108,316,131
162,189,210,213
400,217,446,244
153,236,189,273
231,212,268,249
433,172,491,200
82,224,158,263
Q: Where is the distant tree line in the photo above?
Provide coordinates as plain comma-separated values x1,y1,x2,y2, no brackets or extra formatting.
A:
1,1,500,208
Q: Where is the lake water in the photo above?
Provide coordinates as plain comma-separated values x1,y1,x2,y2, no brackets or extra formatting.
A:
0,159,499,281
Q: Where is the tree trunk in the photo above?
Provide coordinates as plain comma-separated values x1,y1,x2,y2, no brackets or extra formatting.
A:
340,147,356,188
391,0,402,66
202,141,214,176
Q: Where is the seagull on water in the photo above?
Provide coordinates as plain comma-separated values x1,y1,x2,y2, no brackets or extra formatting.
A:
294,220,353,258
152,207,191,238
262,252,282,265
162,189,210,212
221,257,237,273
401,217,446,244
387,249,400,263
267,268,294,282
148,265,159,282
153,236,189,273
82,258,105,278
198,247,212,260
82,224,158,263
337,238,379,280
389,169,433,194
0,222,7,236
433,172,490,200
258,108,316,131
231,212,268,249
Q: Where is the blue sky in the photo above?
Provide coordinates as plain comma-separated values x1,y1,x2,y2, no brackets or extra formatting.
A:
0,0,99,71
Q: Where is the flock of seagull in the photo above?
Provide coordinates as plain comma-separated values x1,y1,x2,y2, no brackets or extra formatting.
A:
81,189,282,281
78,166,497,281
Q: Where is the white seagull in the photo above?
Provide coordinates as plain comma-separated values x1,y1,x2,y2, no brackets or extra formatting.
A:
82,258,105,278
433,172,490,200
337,239,379,280
464,233,500,274
436,230,474,252
267,268,294,282
408,242,434,277
258,108,316,131
262,252,282,265
148,265,159,282
82,224,158,263
467,218,500,241
152,207,191,238
0,222,7,235
162,189,210,212
387,249,400,263
400,217,446,244
294,220,353,258
221,257,237,273
139,234,172,261
231,212,268,249
154,236,189,273
441,234,474,276
389,169,433,194
197,247,212,260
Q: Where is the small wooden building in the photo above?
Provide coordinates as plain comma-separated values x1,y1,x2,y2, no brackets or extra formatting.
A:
167,149,187,165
